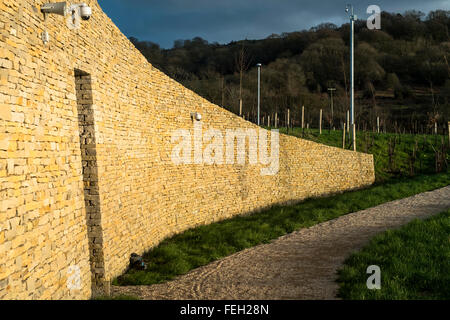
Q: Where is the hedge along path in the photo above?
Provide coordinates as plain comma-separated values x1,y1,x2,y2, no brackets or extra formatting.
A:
112,186,450,300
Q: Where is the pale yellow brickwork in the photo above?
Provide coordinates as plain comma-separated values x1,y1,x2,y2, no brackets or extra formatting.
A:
0,0,375,299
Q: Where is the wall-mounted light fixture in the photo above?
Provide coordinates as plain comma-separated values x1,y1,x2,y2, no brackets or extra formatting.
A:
191,112,202,122
40,2,67,17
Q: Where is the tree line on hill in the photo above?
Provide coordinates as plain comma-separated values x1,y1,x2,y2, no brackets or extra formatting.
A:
130,10,450,133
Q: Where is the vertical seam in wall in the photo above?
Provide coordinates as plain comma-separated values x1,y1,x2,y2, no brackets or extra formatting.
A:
74,69,105,294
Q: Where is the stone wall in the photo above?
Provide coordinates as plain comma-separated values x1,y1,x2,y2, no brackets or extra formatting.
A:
0,0,375,299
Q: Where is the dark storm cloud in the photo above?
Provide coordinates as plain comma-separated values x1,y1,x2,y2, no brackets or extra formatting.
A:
97,0,449,48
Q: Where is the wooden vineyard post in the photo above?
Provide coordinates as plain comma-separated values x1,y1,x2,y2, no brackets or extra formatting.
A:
301,106,305,129
343,123,346,149
448,122,450,147
346,110,350,133
287,108,290,133
319,109,323,135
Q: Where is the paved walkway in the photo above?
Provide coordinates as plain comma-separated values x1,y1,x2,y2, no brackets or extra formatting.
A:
112,186,450,300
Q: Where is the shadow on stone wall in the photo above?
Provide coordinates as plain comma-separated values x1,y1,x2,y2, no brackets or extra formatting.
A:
75,69,105,295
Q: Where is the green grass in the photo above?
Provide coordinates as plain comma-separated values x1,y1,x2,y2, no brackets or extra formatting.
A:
337,210,450,300
278,128,449,183
115,171,450,286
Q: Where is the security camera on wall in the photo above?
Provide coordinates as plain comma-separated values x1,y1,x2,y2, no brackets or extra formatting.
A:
67,3,92,29
75,3,92,21
40,2,92,21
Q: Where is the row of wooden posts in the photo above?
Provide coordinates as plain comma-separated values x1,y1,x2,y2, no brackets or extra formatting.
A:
244,107,356,133
242,106,357,150
242,107,450,152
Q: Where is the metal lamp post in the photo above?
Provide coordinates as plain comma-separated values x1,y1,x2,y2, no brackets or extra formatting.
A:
346,4,357,149
257,63,262,126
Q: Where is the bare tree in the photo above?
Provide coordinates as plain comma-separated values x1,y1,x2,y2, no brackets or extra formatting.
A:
235,41,252,116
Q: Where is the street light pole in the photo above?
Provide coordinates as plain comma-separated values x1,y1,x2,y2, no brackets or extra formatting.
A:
346,4,357,149
257,63,262,126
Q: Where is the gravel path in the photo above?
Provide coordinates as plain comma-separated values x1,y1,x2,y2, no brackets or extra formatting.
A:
112,186,450,300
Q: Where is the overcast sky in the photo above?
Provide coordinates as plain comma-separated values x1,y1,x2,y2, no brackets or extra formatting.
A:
97,0,449,48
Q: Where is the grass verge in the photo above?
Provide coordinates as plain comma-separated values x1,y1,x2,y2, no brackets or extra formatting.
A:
115,171,450,286
337,210,450,300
